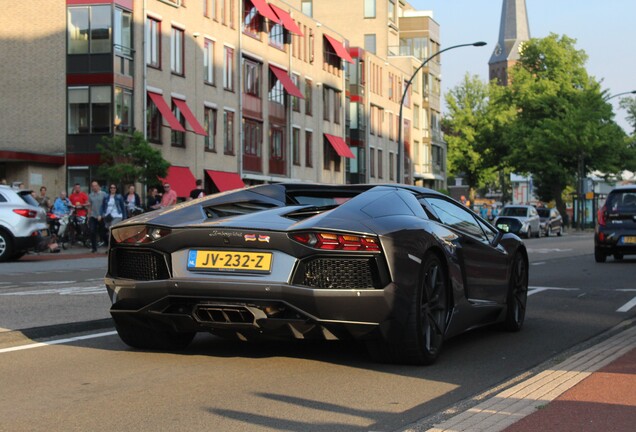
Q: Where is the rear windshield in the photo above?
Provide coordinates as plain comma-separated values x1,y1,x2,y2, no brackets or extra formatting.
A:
18,191,39,207
536,208,550,218
501,207,528,217
606,190,636,212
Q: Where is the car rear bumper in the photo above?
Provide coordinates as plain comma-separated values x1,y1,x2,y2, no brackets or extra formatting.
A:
105,277,398,340
14,232,48,251
595,228,636,255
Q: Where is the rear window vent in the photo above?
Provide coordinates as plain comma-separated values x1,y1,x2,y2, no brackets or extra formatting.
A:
203,201,279,219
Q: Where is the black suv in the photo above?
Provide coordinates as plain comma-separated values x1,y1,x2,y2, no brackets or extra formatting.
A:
595,186,636,262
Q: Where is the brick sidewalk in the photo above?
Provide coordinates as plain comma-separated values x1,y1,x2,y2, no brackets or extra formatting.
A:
417,323,636,432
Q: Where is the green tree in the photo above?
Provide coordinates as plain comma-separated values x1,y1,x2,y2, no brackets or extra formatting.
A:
619,96,636,134
97,131,170,188
443,74,515,201
502,34,629,218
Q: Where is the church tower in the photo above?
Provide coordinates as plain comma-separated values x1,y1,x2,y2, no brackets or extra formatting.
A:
489,0,531,85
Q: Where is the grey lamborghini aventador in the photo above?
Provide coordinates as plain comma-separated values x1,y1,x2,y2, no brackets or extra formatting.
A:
105,184,528,365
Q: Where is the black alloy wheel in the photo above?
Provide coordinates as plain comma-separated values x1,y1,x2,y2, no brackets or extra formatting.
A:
418,254,450,363
115,321,195,351
594,247,607,263
504,252,528,332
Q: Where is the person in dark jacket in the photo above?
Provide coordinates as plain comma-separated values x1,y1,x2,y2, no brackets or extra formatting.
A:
102,184,127,245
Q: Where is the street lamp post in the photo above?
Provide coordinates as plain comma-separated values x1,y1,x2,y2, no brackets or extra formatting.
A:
396,41,487,184
605,90,636,101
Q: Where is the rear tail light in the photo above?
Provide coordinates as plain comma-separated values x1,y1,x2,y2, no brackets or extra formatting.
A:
13,209,38,218
290,232,381,252
597,205,607,227
112,225,171,244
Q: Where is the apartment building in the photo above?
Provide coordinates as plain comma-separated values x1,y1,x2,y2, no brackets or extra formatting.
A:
291,0,447,189
0,0,446,196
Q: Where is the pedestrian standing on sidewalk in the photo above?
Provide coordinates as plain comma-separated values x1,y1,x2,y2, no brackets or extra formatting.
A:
102,184,126,246
36,186,51,211
146,186,161,210
159,183,177,207
125,184,141,217
188,179,205,201
88,181,106,253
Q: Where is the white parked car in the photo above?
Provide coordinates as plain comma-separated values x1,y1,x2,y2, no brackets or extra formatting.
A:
494,205,541,238
0,185,50,261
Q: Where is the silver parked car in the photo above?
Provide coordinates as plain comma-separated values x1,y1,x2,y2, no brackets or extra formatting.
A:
0,185,50,261
494,205,541,238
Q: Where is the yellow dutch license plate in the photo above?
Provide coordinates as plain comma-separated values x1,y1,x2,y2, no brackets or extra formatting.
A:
187,250,272,273
622,236,636,244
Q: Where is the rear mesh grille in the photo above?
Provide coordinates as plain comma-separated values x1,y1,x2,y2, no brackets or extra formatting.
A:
111,249,170,281
295,258,376,289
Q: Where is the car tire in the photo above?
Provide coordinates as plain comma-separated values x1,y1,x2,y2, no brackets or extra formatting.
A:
367,252,449,365
526,228,532,239
0,229,15,263
557,228,563,237
503,252,528,332
594,247,607,263
115,321,195,350
614,253,624,261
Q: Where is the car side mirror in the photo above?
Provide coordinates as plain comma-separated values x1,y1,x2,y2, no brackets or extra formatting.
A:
493,229,505,246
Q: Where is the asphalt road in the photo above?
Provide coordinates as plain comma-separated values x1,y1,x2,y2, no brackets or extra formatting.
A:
0,232,634,432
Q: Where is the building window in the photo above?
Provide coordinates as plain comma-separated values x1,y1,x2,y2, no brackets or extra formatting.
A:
67,5,112,54
369,147,375,178
224,46,234,90
224,110,234,154
269,22,284,49
292,127,301,165
333,90,341,124
305,130,313,167
304,79,313,116
171,101,186,147
370,105,376,136
220,0,226,25
114,8,132,55
114,87,132,131
389,152,395,180
292,74,301,112
364,34,376,54
146,94,162,143
243,0,262,37
301,0,312,17
146,17,161,68
323,139,341,172
414,104,420,129
68,86,112,134
270,127,284,160
210,0,217,20
364,0,376,18
388,0,396,22
268,70,284,105
378,149,383,179
243,118,262,158
243,58,261,97
323,87,330,121
388,112,394,141
171,27,184,75
204,107,217,152
204,38,215,84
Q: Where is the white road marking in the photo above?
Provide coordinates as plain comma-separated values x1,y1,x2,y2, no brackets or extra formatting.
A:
616,290,636,313
528,286,580,296
527,248,573,254
0,285,105,296
0,331,117,354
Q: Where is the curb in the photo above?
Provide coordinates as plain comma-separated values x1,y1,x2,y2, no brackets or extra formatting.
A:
400,319,636,432
0,318,114,346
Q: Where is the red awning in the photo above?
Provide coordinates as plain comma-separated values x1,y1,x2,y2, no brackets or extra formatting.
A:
205,170,245,192
269,65,304,99
324,34,354,64
324,134,355,158
158,166,196,198
249,0,281,23
173,98,207,136
148,92,186,132
269,4,303,36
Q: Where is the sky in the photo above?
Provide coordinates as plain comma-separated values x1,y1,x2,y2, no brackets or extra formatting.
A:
410,0,636,131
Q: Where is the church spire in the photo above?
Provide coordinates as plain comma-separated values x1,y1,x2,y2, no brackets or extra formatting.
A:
489,0,531,85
